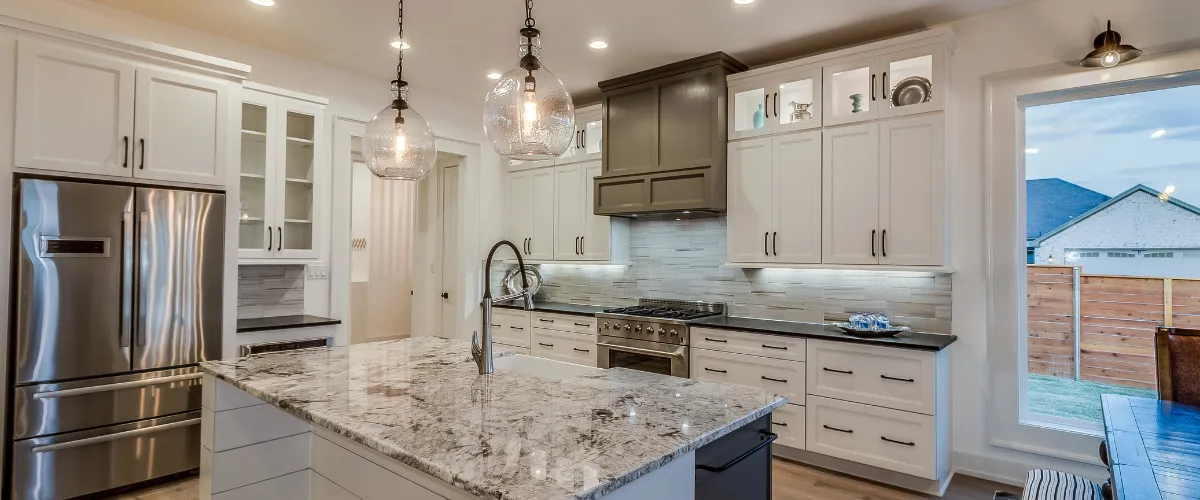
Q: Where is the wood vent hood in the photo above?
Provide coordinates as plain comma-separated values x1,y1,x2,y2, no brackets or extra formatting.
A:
594,52,747,217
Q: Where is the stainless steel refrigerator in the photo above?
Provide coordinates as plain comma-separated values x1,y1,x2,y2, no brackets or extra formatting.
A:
7,177,224,500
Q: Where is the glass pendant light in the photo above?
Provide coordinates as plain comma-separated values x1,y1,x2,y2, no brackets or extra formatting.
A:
364,0,437,180
1080,21,1142,68
483,0,575,161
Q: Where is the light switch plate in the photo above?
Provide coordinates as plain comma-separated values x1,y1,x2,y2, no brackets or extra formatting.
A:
307,264,329,280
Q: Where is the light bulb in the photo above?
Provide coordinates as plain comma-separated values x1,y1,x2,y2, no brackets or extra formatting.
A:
1101,51,1119,68
393,125,407,160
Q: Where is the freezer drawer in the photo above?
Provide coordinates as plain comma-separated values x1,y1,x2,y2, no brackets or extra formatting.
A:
11,411,202,500
12,367,202,440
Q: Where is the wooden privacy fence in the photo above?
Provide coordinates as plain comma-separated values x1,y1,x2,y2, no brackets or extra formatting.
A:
1027,265,1200,389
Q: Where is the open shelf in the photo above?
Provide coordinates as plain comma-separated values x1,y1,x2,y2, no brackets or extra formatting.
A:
286,136,314,145
284,219,313,224
286,178,314,185
241,173,266,180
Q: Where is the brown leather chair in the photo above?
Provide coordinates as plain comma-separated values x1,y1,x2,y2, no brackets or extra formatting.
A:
1155,326,1200,405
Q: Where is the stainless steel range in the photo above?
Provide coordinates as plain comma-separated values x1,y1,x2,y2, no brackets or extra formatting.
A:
595,299,725,378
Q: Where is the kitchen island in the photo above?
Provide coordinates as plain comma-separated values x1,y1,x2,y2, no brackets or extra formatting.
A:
198,337,785,500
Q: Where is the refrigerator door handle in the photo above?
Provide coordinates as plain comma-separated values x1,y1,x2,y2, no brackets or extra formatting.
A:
120,211,134,348
30,418,201,454
136,212,149,347
32,373,202,400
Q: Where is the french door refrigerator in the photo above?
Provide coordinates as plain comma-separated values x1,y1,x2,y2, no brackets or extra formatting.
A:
8,177,224,500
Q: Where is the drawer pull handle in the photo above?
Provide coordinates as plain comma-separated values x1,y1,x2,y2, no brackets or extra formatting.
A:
881,436,916,447
573,348,590,353
574,323,590,327
881,375,916,383
539,319,555,323
696,431,778,473
772,421,788,427
510,326,524,330
704,338,728,343
823,368,853,375
538,342,554,347
491,324,501,327
704,368,728,374
761,376,788,383
762,345,788,350
823,425,854,434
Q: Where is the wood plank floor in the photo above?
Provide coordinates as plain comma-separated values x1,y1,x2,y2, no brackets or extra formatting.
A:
104,459,1022,499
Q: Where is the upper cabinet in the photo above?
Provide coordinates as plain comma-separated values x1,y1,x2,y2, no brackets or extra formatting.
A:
510,104,603,170
237,84,329,262
824,46,946,127
13,36,235,187
727,131,822,265
509,162,629,264
729,66,822,140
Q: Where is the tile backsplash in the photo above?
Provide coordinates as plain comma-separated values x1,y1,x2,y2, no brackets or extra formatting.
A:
513,217,952,334
238,265,305,319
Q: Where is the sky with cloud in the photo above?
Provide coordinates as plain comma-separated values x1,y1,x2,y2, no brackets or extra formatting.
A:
1025,84,1200,203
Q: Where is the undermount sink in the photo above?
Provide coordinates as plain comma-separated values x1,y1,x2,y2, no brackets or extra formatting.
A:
493,354,602,381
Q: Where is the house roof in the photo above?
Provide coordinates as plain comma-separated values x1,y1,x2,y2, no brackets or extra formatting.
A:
1031,184,1200,246
1027,179,1110,242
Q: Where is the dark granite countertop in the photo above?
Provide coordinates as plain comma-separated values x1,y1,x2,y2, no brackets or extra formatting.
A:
492,301,610,317
236,315,342,333
690,316,957,352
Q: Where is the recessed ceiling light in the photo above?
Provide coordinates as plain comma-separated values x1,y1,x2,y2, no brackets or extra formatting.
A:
1151,129,1167,139
733,0,756,4
589,40,609,50
1025,148,1039,154
487,72,502,80
390,40,410,50
250,0,276,6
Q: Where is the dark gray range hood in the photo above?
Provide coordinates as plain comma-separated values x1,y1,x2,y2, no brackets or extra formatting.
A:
593,53,747,217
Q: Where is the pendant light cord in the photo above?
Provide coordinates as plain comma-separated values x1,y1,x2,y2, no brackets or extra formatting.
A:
525,0,535,28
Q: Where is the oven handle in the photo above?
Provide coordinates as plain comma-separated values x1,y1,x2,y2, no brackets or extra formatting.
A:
596,342,686,359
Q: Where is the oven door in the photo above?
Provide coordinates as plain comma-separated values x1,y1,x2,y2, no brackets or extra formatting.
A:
597,336,689,378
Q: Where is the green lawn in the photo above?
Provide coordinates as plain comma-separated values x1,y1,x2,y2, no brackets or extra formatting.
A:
1028,374,1157,423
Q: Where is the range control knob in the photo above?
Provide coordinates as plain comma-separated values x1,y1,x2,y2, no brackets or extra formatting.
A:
634,325,643,333
657,328,666,335
602,322,610,330
623,324,631,332
670,329,679,337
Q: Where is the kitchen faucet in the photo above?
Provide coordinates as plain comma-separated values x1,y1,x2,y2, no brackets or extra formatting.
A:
473,240,535,374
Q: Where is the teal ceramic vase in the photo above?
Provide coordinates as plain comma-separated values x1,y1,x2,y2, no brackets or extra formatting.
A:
752,104,764,129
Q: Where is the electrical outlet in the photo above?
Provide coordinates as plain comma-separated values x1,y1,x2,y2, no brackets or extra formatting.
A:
307,264,329,280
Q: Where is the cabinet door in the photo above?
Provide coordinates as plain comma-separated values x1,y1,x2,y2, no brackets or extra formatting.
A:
578,109,604,163
728,80,770,141
879,114,945,266
822,123,879,264
603,83,657,175
822,56,881,127
133,68,229,185
554,163,585,260
507,171,534,255
238,94,277,260
774,67,823,133
14,40,135,177
727,138,774,264
274,101,323,259
773,131,822,264
877,46,945,119
580,162,610,261
528,168,556,261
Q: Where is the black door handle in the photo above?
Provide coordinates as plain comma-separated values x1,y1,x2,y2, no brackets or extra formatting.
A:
764,232,769,256
575,236,579,255
762,344,787,350
277,227,282,251
775,92,780,117
704,367,727,373
581,129,587,150
538,342,554,348
772,231,778,256
704,338,728,343
441,292,449,299
882,71,889,99
761,376,788,383
580,236,584,255
539,319,554,323
823,425,854,434
823,367,853,375
267,227,272,251
871,74,877,101
765,93,772,119
696,431,778,473
881,374,915,383
772,421,788,427
871,229,876,257
881,436,915,446
139,138,146,169
573,348,590,353
123,136,129,168
882,229,887,258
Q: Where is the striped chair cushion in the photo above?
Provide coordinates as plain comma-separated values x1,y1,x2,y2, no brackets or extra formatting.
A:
1021,469,1103,500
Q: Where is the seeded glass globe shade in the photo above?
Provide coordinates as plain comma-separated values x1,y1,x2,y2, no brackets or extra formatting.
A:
363,89,437,181
483,36,575,161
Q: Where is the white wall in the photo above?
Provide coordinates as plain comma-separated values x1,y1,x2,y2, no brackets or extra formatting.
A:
944,0,1200,484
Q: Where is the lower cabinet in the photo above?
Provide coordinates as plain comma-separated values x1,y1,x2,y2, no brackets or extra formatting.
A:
490,309,531,348
492,310,597,367
769,402,806,450
805,396,937,480
691,348,805,406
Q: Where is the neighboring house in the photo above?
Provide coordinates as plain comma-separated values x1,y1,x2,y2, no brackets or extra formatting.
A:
1026,178,1110,263
1030,185,1200,278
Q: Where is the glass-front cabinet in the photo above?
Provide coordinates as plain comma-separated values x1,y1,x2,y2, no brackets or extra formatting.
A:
237,83,328,262
510,104,603,169
822,56,882,126
878,46,944,119
729,66,822,140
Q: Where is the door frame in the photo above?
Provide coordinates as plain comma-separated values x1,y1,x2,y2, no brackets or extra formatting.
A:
418,140,479,342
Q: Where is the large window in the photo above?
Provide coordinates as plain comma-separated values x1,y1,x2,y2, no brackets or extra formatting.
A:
1023,85,1200,427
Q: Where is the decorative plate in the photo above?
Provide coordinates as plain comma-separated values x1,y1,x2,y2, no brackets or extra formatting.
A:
890,76,933,108
502,265,543,297
831,322,912,338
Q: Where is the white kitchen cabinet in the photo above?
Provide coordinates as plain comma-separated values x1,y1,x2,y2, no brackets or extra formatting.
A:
728,66,822,140
554,163,586,260
823,45,946,127
728,130,822,265
528,168,556,261
511,104,603,169
507,170,535,258
133,68,229,185
237,84,328,262
822,55,881,127
822,123,880,265
877,46,946,119
14,37,232,187
512,162,629,264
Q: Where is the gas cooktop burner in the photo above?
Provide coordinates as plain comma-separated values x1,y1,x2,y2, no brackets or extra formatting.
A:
601,306,719,321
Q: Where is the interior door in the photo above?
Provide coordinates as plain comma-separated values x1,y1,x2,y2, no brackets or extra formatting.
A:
528,168,556,260
134,188,225,371
13,179,134,385
879,114,945,265
580,162,610,261
440,166,460,337
727,138,774,264
773,131,823,264
507,170,534,256
133,68,228,185
554,163,585,260
14,39,135,177
822,123,879,264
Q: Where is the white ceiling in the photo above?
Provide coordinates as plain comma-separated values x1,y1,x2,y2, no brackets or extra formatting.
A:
88,0,1025,105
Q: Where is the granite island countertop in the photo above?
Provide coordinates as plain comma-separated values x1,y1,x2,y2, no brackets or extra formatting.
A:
199,337,785,500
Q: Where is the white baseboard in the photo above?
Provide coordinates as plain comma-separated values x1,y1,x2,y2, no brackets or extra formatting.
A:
951,450,1107,487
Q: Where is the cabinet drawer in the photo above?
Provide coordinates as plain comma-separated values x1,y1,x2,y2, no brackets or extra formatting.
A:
692,327,806,361
532,312,596,335
807,340,936,415
806,396,937,479
691,348,805,406
491,310,531,348
531,329,597,367
771,404,805,450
